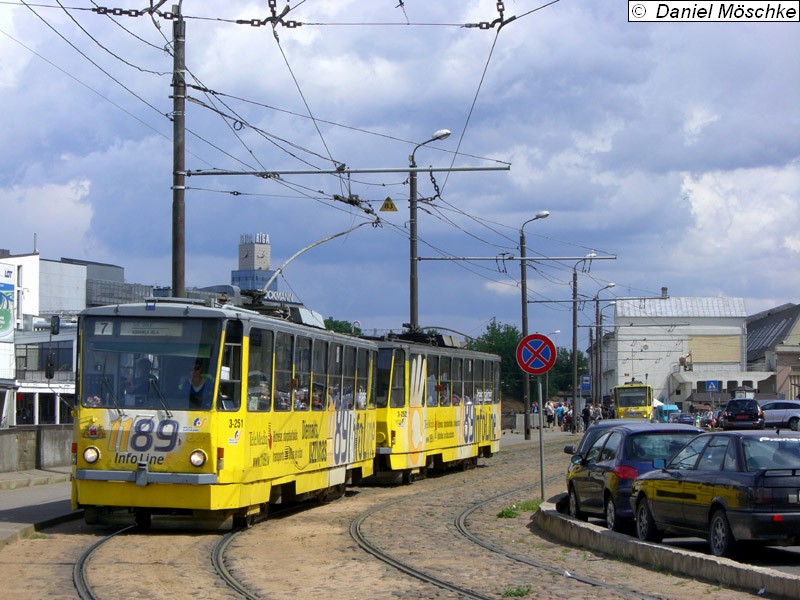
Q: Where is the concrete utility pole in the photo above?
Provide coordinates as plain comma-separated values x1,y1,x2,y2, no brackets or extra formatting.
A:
171,3,186,298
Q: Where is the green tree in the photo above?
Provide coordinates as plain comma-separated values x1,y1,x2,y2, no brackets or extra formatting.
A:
467,318,523,399
324,317,361,335
467,319,590,402
548,346,589,399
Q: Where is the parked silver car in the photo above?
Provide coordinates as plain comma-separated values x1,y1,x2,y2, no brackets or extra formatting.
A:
759,399,800,430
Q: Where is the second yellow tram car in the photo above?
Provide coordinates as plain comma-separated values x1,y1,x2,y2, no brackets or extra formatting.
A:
72,298,378,528
371,333,501,482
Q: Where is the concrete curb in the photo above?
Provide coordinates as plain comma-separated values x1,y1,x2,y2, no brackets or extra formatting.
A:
0,511,84,550
536,499,800,599
0,471,71,491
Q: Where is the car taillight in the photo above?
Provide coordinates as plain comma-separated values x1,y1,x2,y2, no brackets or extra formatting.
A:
755,488,773,505
615,465,639,480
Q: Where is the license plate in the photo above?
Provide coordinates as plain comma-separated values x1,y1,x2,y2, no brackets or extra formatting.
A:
736,415,750,420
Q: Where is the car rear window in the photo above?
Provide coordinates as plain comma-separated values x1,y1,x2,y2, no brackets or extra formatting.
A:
625,432,699,461
743,436,800,470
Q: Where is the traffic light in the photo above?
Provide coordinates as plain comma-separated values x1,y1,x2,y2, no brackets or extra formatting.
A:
50,315,60,336
45,352,56,379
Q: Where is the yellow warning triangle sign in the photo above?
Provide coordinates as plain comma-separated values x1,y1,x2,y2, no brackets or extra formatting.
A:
380,197,398,212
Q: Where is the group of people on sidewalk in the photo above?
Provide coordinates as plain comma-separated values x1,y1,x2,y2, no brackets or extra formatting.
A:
541,400,610,432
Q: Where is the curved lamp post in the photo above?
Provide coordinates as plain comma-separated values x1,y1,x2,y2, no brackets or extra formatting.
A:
519,210,550,439
409,129,451,332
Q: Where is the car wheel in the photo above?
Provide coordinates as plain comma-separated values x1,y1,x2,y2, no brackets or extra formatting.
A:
790,417,799,431
709,509,735,557
568,485,588,521
605,496,621,532
635,498,662,543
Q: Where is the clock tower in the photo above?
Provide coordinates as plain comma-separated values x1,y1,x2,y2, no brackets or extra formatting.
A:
237,233,271,271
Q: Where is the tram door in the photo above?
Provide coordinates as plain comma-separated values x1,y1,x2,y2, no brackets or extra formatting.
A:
406,352,426,468
218,321,243,482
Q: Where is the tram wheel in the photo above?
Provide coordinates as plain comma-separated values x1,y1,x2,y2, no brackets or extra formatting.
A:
401,469,413,485
320,483,346,503
133,509,152,531
232,513,255,529
84,506,102,526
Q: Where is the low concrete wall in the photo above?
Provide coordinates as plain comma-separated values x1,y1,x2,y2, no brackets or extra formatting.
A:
536,498,800,599
0,426,72,473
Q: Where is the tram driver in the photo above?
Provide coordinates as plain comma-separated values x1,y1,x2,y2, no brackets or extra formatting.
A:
179,360,214,409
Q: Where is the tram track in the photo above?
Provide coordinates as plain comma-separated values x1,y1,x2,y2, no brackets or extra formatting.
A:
73,525,134,600
453,485,662,600
348,459,664,600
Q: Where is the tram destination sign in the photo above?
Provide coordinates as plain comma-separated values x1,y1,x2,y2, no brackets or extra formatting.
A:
516,333,556,376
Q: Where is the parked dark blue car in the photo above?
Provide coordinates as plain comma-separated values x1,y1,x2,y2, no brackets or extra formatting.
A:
566,421,703,531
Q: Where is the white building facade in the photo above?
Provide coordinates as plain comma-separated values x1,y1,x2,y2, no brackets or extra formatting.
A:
597,297,773,411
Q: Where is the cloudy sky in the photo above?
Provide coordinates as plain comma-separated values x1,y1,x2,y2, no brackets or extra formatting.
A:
1,1,798,351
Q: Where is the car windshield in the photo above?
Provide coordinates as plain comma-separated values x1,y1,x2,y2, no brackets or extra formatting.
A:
743,436,800,470
625,432,699,461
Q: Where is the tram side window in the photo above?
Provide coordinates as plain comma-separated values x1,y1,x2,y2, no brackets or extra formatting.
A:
438,356,451,407
329,343,343,409
424,354,438,407
294,336,311,411
218,321,242,412
375,348,392,408
390,349,406,408
368,349,377,409
491,362,500,404
464,359,475,405
377,348,405,408
452,358,463,406
355,347,369,410
275,332,293,411
311,340,328,411
247,328,273,412
342,345,356,410
475,360,486,404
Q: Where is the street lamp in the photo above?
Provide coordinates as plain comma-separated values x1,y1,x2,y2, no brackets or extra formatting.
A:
519,210,550,440
572,253,596,433
546,329,560,403
593,283,615,408
409,128,451,332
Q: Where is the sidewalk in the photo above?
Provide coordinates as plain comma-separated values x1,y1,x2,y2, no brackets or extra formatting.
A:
0,466,78,548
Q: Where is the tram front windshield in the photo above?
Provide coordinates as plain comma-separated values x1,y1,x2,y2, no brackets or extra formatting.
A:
616,388,648,408
80,316,222,411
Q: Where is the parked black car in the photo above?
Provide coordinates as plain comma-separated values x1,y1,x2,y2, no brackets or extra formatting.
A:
632,430,800,557
565,422,702,531
719,399,764,430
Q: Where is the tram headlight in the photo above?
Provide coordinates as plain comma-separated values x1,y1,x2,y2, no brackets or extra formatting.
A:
83,446,100,464
189,449,207,467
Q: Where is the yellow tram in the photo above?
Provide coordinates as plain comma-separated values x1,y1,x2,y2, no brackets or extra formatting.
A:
71,298,377,528
371,333,501,482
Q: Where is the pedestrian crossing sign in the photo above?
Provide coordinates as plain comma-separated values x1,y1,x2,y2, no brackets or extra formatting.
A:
380,197,398,212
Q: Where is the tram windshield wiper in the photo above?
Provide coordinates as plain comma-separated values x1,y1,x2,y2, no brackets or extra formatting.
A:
100,374,125,417
146,376,173,418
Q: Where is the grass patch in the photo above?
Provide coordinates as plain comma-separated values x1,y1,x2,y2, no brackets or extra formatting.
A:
25,532,48,540
501,584,532,597
497,499,542,519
